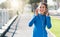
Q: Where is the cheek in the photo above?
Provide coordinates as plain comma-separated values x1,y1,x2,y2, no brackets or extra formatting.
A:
40,8,46,12
43,8,46,12
44,9,46,12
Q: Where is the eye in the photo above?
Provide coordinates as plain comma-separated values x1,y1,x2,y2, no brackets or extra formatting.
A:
40,6,45,8
42,7,44,8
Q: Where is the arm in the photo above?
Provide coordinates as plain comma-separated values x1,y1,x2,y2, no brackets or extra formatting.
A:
29,16,36,27
46,16,52,29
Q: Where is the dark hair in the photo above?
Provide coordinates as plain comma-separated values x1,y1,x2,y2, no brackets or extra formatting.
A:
40,2,48,9
40,2,49,15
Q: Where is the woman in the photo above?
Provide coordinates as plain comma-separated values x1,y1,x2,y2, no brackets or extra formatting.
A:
29,2,52,37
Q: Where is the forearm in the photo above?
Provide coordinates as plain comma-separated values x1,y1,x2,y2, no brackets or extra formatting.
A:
46,16,52,29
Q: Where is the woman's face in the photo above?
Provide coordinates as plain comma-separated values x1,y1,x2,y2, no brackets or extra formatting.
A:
39,4,46,14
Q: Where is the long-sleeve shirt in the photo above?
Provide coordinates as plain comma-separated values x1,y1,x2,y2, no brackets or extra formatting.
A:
29,14,52,37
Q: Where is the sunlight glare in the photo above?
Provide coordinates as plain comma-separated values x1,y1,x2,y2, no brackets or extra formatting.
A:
10,0,19,9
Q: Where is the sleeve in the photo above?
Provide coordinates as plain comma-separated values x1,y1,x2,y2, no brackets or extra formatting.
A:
46,16,52,29
29,15,36,27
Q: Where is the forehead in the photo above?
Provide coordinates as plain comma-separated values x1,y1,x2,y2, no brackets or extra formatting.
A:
39,4,46,7
38,3,46,9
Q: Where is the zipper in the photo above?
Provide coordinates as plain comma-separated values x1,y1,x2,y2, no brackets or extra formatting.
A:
38,14,45,37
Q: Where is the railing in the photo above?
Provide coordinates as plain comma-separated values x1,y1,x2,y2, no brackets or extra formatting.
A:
0,15,18,37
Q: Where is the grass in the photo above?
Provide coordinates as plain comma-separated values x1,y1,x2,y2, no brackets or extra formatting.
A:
50,16,60,37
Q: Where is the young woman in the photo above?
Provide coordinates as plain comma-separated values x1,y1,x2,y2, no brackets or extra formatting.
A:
29,2,52,37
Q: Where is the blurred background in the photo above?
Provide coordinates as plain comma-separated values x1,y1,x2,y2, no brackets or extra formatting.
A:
0,0,60,37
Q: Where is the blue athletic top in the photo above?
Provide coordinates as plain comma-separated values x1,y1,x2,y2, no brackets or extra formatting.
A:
29,14,52,37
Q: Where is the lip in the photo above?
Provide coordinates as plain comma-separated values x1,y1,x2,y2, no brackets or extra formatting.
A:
40,10,44,12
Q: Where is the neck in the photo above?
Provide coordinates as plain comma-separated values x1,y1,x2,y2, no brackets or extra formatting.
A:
40,13,45,15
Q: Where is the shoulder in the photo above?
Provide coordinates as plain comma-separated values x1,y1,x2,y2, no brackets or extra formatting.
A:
32,14,39,20
31,15,37,19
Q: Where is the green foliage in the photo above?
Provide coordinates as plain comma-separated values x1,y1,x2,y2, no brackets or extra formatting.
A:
29,0,41,3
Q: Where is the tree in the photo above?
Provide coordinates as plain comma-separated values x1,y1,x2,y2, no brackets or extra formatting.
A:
0,0,11,9
53,0,60,2
29,0,47,4
29,0,41,4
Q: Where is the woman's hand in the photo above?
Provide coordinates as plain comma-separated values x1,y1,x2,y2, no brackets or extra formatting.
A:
35,9,38,16
46,12,49,16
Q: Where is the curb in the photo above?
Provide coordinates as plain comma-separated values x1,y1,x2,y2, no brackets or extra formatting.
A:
46,29,56,37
